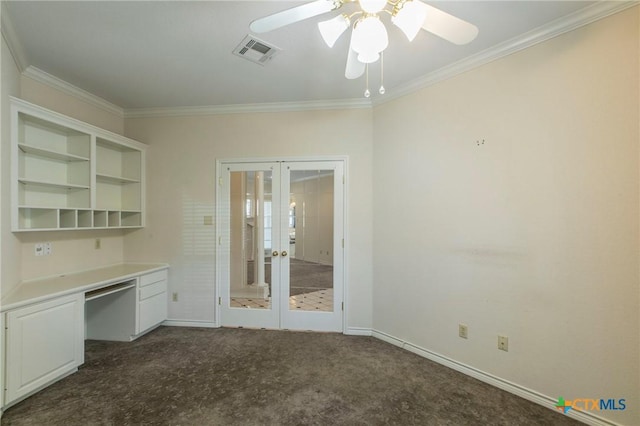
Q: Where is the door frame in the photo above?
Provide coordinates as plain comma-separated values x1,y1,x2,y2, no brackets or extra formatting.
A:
215,156,349,333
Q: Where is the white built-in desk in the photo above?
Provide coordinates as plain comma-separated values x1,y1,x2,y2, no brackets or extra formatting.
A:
0,263,169,411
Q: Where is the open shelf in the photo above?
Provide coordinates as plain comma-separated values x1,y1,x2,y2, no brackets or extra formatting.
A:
12,98,146,231
18,181,90,209
19,155,89,188
18,144,89,162
96,138,141,181
18,113,91,158
95,137,142,214
18,179,90,191
96,181,141,211
96,173,140,184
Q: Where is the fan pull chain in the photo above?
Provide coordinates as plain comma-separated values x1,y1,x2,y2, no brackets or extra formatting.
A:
379,51,385,95
364,64,371,98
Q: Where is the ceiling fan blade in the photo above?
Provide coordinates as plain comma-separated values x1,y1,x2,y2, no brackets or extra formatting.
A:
345,47,365,80
345,26,365,79
420,2,478,45
250,0,339,33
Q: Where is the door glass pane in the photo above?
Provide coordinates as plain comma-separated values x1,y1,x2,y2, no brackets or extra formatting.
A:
288,170,334,312
229,170,272,310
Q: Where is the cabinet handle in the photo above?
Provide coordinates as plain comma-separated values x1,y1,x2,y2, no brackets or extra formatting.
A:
272,251,279,257
281,251,288,257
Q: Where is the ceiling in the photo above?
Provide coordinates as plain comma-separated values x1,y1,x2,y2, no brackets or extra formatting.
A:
4,1,601,110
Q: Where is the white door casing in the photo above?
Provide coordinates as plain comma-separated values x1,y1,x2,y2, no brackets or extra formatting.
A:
216,158,345,332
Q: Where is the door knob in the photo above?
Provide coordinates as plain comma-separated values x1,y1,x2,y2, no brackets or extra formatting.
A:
281,251,288,257
272,251,279,257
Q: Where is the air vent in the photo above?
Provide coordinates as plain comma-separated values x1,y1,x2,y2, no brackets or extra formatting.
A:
233,35,281,66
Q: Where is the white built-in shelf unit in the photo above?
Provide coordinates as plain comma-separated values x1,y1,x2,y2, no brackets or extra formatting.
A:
11,97,146,231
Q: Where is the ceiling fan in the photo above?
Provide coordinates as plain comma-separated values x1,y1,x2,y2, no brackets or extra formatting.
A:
250,0,478,91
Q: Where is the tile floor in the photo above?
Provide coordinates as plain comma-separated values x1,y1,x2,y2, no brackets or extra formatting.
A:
230,288,333,312
289,288,333,311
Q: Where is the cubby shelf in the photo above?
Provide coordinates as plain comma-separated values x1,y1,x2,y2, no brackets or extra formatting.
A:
11,98,147,232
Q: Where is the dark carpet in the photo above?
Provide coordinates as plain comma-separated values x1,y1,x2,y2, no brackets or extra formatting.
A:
1,327,581,426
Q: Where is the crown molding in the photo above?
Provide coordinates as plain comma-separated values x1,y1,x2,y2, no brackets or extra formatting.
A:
22,66,124,118
373,0,639,107
1,2,28,72
124,98,372,118
7,1,635,118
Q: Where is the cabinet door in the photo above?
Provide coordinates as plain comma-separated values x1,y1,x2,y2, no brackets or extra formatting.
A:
138,290,167,333
5,294,84,405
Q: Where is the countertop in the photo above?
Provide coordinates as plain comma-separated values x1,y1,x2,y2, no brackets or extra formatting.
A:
1,263,169,312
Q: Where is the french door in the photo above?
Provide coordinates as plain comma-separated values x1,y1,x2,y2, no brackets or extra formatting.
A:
217,160,344,332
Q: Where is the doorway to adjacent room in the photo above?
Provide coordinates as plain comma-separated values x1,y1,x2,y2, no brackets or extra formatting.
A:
216,159,345,332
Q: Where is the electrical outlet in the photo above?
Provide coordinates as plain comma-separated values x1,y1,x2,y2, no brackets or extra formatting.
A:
458,324,468,339
498,335,509,352
44,242,52,256
95,238,101,249
35,243,44,257
172,293,178,302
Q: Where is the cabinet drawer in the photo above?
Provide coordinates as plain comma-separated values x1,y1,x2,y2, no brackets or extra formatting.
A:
139,280,166,301
138,292,167,333
140,269,167,287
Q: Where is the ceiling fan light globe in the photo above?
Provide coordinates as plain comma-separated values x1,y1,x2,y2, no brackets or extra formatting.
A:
392,0,428,42
357,51,380,64
318,14,350,48
351,16,388,56
359,0,388,14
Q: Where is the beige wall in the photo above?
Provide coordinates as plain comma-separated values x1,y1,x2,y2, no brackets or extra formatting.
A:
1,34,21,295
20,76,123,134
18,230,125,282
124,109,374,328
372,7,639,425
0,40,127,292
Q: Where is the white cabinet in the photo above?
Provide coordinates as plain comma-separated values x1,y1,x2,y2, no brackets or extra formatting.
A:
1,265,168,409
4,293,84,406
11,97,146,231
137,270,168,334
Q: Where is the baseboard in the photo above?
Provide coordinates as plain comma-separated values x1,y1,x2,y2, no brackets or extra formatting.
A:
371,330,621,426
371,330,404,347
162,320,219,328
344,326,372,336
